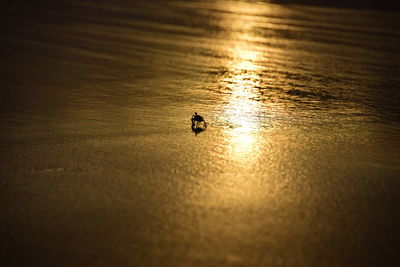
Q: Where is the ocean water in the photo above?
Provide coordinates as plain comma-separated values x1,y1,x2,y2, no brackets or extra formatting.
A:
1,1,400,266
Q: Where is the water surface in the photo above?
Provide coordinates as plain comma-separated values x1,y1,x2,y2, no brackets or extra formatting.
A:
1,1,400,266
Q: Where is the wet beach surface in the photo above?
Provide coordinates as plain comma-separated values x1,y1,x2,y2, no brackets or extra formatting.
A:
1,0,400,266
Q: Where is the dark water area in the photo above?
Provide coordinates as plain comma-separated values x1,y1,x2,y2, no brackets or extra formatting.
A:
275,0,400,11
1,0,400,266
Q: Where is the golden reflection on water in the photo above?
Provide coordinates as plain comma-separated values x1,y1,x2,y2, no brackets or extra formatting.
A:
224,63,263,162
219,3,265,164
199,2,278,208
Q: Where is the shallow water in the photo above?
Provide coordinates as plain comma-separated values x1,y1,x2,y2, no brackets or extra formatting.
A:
1,1,400,266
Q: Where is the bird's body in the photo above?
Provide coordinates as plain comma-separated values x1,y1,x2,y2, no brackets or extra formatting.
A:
191,112,206,131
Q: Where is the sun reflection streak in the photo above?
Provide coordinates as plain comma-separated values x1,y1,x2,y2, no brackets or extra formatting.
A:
191,1,278,209
210,0,269,165
222,45,264,163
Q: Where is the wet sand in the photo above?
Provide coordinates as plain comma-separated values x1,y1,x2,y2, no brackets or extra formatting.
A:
1,1,400,266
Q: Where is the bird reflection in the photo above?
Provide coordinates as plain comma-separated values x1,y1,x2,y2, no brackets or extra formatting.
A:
191,124,207,136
